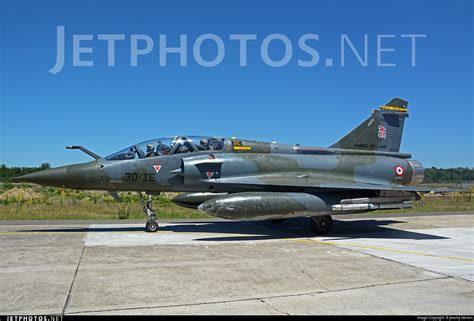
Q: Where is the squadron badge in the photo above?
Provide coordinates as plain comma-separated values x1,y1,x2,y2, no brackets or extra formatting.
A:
377,125,387,139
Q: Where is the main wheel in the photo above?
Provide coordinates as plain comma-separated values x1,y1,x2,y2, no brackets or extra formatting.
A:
145,220,159,232
309,215,333,235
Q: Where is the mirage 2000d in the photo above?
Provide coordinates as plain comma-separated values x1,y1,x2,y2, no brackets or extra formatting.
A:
16,98,448,234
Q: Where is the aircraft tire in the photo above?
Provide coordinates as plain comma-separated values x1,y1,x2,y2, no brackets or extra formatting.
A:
309,215,333,235
145,220,159,233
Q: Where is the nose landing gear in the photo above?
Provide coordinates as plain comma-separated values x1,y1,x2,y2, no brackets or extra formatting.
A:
138,192,159,232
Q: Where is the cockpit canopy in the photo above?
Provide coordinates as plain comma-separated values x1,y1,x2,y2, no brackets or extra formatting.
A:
106,136,225,161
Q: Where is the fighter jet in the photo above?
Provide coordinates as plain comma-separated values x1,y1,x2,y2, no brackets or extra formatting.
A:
15,98,449,233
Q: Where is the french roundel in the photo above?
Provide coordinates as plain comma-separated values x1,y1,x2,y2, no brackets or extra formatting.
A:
395,165,404,176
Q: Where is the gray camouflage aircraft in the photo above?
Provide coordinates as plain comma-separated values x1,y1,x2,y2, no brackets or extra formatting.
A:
16,98,448,234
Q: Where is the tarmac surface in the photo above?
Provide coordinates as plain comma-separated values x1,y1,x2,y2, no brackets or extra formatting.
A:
0,212,473,315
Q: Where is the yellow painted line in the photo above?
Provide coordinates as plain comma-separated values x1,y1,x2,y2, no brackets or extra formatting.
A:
408,219,474,223
0,230,141,235
0,231,87,235
0,231,262,238
385,220,474,227
295,239,474,262
340,219,474,226
380,220,474,227
0,231,164,235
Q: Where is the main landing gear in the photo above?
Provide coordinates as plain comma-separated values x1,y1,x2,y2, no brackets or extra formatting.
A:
138,192,159,232
309,215,333,235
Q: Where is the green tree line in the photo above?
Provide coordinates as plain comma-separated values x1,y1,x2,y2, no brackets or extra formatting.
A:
1,163,50,182
1,164,473,183
423,167,474,183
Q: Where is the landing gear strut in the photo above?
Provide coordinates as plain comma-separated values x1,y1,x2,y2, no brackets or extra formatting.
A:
138,192,159,232
310,215,333,235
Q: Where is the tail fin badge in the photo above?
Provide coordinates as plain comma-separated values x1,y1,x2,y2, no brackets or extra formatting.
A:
377,126,387,139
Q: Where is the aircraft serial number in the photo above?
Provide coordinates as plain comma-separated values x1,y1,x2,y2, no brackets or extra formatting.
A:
124,173,155,182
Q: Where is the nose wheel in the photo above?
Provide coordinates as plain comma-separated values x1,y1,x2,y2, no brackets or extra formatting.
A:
310,215,333,235
138,192,159,232
145,220,159,233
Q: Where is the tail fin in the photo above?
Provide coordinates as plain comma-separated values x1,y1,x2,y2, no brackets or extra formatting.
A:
329,98,409,153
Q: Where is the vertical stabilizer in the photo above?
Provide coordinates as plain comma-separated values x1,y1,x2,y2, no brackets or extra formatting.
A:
329,98,409,153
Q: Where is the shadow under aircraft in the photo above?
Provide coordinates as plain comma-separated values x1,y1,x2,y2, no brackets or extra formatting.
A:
23,217,448,242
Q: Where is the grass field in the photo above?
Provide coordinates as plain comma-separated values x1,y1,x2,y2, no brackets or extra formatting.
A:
0,185,210,220
0,184,472,220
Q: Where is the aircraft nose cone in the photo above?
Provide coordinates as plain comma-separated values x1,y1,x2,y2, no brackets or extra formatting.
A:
14,167,68,185
13,161,100,188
